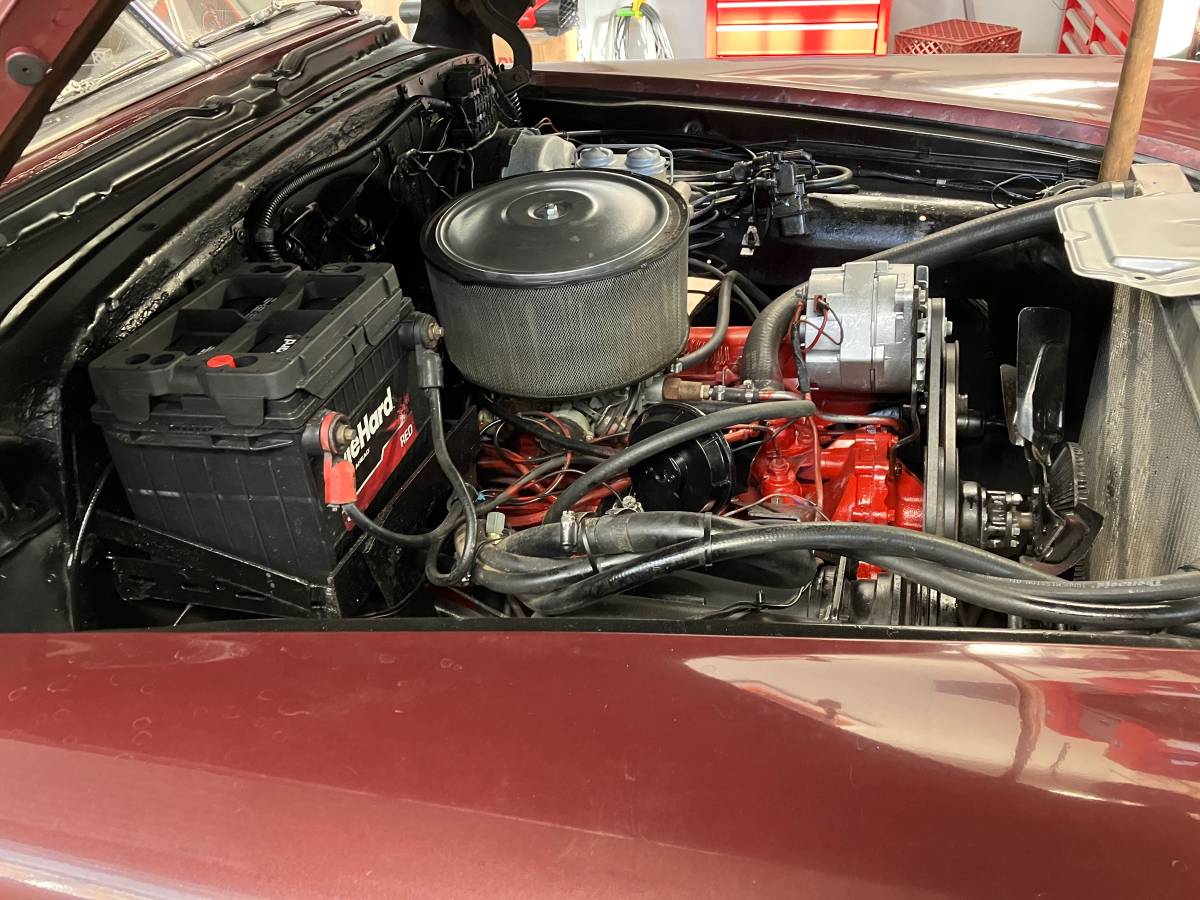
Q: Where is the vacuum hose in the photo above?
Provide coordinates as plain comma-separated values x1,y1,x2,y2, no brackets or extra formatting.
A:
675,271,734,371
543,399,815,522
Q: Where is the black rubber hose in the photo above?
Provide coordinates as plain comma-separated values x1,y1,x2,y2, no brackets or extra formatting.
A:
740,180,1131,388
486,511,815,589
514,517,1043,578
543,399,815,523
689,258,772,311
475,543,807,597
474,548,643,595
520,524,1200,624
962,570,1200,602
499,510,753,557
807,164,853,189
676,272,733,370
876,557,1200,630
477,395,615,457
252,96,452,262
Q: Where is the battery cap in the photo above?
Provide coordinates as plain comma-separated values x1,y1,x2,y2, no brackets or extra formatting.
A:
207,354,237,369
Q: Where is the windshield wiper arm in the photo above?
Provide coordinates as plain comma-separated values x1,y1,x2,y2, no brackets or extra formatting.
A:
54,49,171,108
193,1,307,48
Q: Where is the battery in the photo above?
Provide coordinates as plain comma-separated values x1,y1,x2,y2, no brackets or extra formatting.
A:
89,262,431,583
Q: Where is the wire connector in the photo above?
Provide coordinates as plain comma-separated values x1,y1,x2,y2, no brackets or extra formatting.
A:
416,346,444,390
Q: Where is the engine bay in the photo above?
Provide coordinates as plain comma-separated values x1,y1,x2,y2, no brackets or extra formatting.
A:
9,55,1200,641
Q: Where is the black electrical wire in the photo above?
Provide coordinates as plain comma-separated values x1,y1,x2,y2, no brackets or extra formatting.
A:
677,272,734,370
740,179,1133,389
543,399,815,523
253,96,452,262
67,462,113,572
689,208,721,231
342,384,477,585
421,385,477,585
688,232,726,253
343,501,444,548
479,454,571,510
693,587,809,620
477,395,616,457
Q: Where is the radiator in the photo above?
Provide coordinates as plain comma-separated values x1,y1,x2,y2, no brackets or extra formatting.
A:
1081,285,1200,579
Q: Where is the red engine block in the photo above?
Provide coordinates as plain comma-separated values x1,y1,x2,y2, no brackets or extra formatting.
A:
680,326,924,532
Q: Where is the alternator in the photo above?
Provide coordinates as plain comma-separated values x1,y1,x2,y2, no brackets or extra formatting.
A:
803,260,920,393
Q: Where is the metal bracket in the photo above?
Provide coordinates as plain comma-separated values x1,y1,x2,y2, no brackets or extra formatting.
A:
1056,163,1200,297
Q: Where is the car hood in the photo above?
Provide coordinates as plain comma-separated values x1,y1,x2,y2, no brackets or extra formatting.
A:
0,0,531,185
0,628,1198,897
535,54,1200,170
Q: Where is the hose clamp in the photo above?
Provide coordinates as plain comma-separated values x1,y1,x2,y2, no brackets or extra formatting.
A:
559,511,580,553
577,517,602,575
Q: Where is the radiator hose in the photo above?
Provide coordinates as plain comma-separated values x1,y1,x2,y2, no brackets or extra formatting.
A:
741,179,1133,388
487,516,1200,626
474,512,816,596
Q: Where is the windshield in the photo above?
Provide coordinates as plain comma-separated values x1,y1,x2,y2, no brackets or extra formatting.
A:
22,0,346,162
57,13,168,108
56,1,288,107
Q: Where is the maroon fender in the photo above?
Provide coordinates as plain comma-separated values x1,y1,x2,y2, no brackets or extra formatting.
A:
0,629,1197,897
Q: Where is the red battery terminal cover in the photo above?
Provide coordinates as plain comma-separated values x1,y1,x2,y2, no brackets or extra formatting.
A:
318,411,358,507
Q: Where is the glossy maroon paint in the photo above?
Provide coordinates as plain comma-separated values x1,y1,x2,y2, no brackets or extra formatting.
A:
0,0,123,181
0,630,1198,898
0,7,1198,896
1,16,358,189
537,55,1200,170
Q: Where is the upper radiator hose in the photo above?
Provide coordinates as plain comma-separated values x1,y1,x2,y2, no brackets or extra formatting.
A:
741,180,1133,389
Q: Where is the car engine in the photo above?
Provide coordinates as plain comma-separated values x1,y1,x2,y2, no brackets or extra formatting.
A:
27,59,1199,639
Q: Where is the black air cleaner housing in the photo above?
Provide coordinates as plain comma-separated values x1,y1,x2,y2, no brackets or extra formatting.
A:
421,168,689,399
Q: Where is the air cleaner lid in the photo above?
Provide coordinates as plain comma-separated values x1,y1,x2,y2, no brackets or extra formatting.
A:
421,168,687,286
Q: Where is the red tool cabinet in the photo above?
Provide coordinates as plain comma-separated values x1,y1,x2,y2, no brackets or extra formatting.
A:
706,0,893,57
1058,0,1134,54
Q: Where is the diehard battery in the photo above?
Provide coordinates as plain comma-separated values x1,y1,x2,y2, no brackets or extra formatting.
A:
89,262,431,581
